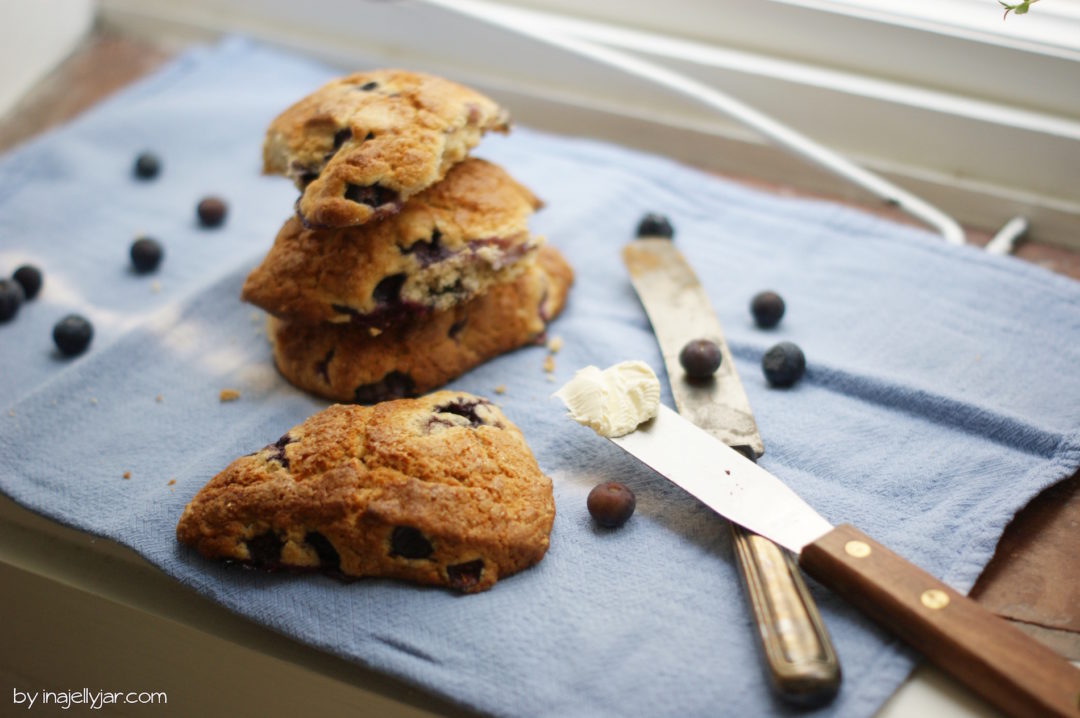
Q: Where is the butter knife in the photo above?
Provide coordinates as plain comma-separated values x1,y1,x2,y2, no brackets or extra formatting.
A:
602,404,1080,718
623,237,841,705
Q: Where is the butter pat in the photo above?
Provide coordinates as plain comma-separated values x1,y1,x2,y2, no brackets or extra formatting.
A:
554,361,660,437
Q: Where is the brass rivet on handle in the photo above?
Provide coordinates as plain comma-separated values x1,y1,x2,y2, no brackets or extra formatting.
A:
921,589,950,610
844,540,871,558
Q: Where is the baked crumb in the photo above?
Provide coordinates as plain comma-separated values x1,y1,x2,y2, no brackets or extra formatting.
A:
219,388,241,402
122,471,131,480
368,327,383,337
151,280,162,293
494,384,506,395
545,374,556,383
543,355,555,373
168,478,177,486
547,336,563,354
250,311,262,323
155,394,163,403
6,409,13,417
90,397,98,405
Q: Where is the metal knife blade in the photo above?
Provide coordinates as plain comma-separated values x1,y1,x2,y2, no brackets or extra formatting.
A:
612,405,832,551
624,236,840,704
603,404,1080,718
623,238,763,458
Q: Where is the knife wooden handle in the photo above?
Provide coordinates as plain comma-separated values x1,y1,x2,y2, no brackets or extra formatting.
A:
731,524,841,705
799,524,1080,718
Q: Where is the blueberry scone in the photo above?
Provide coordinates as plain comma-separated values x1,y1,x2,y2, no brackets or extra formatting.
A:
176,394,554,593
268,246,573,403
242,159,543,328
263,70,510,228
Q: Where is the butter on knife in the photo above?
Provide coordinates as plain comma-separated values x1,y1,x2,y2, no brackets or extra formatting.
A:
554,361,660,438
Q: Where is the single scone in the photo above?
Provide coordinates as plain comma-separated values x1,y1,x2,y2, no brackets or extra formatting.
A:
242,159,543,328
267,245,573,403
263,69,510,228
176,393,555,593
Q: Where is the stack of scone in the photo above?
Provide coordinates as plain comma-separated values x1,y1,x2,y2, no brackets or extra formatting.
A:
243,70,573,402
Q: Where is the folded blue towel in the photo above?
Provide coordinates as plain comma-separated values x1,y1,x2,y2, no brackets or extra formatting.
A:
1,37,1077,718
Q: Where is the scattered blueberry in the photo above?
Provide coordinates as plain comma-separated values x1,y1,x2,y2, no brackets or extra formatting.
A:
53,314,93,356
679,338,723,379
359,81,379,91
762,341,805,387
133,152,161,180
0,279,25,323
13,265,42,300
197,196,228,227
130,237,164,273
751,291,785,329
587,482,636,528
635,213,674,239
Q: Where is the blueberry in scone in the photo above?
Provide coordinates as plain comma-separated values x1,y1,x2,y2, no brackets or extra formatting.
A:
262,70,510,229
242,159,543,328
176,393,555,593
267,245,573,403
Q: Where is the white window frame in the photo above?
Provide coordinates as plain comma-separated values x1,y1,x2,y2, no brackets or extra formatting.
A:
99,0,1080,248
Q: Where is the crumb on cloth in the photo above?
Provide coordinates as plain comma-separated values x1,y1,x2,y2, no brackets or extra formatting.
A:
219,388,241,402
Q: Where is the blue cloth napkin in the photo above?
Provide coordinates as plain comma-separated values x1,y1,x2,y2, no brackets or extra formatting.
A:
1,37,1078,718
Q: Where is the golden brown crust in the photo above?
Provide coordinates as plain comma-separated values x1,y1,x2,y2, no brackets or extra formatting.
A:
242,159,543,326
176,394,555,593
267,246,573,403
263,69,510,228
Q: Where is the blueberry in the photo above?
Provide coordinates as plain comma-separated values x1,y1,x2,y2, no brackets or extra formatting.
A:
389,526,433,559
447,559,484,591
762,341,805,387
133,152,161,179
246,531,282,566
130,237,164,273
679,338,722,379
751,291,785,329
53,314,93,356
587,482,636,528
197,197,228,227
353,371,415,404
305,531,340,570
372,273,406,304
0,279,25,323
332,128,352,149
635,213,674,239
433,398,490,427
13,265,42,300
344,183,397,208
359,81,379,91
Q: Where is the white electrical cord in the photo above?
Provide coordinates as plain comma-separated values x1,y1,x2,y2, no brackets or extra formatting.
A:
416,0,969,246
985,215,1029,254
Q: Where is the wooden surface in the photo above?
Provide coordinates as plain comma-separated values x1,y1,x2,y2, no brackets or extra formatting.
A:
800,525,1080,718
2,25,1078,662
